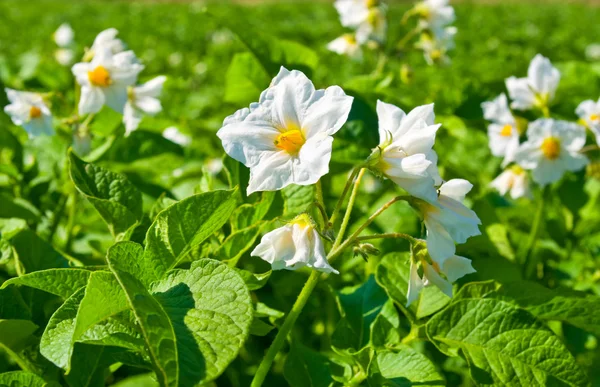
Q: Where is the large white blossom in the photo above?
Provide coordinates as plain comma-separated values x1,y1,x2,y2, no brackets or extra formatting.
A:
72,47,143,115
123,76,166,134
4,89,53,137
515,119,588,186
414,0,455,30
371,100,442,203
418,179,481,264
490,166,531,200
575,98,600,145
481,93,519,166
251,215,338,274
327,34,362,60
217,67,353,195
54,23,74,47
505,54,560,111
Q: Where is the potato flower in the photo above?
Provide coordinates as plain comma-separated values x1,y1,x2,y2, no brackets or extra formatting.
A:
413,0,455,30
72,47,144,115
334,0,374,28
327,34,362,60
123,76,166,134
370,100,442,204
163,127,191,146
55,48,75,66
217,67,353,195
490,165,531,200
417,179,481,263
575,98,600,145
251,214,338,274
4,89,53,137
356,6,387,44
515,119,588,186
85,28,125,60
481,93,520,166
505,54,560,111
416,26,456,66
54,23,74,47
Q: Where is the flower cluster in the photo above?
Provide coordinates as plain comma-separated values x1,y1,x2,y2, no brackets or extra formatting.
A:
408,0,457,65
219,67,480,305
483,54,589,198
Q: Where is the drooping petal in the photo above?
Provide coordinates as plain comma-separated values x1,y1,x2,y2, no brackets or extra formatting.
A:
423,262,453,297
246,151,293,195
406,259,425,307
134,75,167,98
103,85,129,113
123,101,142,135
438,179,473,203
506,76,535,110
309,228,338,274
425,218,456,264
441,255,475,282
134,96,162,115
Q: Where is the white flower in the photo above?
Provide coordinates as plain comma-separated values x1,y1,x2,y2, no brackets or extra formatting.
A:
54,23,74,47
490,165,531,200
163,127,191,146
217,67,353,195
356,6,387,44
414,0,455,30
72,47,144,115
515,119,588,186
418,179,481,264
4,89,53,137
72,130,92,156
371,100,442,204
327,34,362,60
88,28,125,58
505,54,560,111
481,93,519,166
251,215,338,274
205,158,223,175
575,98,600,145
54,48,75,66
334,0,372,28
123,76,166,135
416,27,456,65
407,252,475,306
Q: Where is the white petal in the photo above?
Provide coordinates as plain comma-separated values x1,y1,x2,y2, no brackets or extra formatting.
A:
438,179,473,202
309,228,338,274
406,260,425,307
481,93,513,124
425,219,456,263
489,170,512,196
531,159,565,186
134,96,162,115
376,100,407,142
441,255,475,282
399,104,435,133
514,141,543,169
268,68,315,130
78,86,105,115
123,102,142,135
247,151,293,195
134,75,167,98
528,54,560,96
575,99,596,119
103,85,128,113
506,76,535,110
217,119,279,168
302,85,353,138
423,262,453,297
295,134,335,186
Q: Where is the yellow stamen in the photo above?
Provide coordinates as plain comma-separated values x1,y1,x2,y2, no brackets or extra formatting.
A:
29,106,42,119
365,0,379,7
343,34,357,45
500,124,513,137
510,165,524,175
591,114,600,122
274,129,305,154
88,65,112,87
430,49,443,62
540,137,561,160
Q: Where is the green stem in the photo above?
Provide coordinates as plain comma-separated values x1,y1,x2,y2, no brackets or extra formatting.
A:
356,232,416,244
396,27,420,51
63,190,78,252
329,167,360,226
541,105,550,118
523,187,547,278
47,194,68,243
332,168,366,250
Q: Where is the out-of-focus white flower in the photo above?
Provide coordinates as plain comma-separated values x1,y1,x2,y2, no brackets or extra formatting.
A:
407,251,474,306
356,6,387,44
327,34,362,60
168,52,183,68
505,54,560,111
417,179,481,264
515,119,588,186
334,0,373,28
371,100,442,203
586,43,600,61
217,67,353,195
205,158,223,175
86,28,125,60
72,47,144,115
123,76,166,135
481,93,519,166
490,165,531,199
416,27,456,65
414,0,455,30
576,98,600,145
4,89,53,137
72,130,92,156
163,126,191,146
54,48,75,66
54,23,74,47
251,214,338,274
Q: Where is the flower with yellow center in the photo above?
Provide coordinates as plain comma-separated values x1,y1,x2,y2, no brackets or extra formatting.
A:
251,214,338,274
413,0,455,30
87,65,112,87
515,118,588,186
506,54,560,111
29,106,42,119
218,67,353,195
4,88,53,137
490,165,531,199
576,98,600,146
481,93,520,166
327,33,362,60
123,76,167,135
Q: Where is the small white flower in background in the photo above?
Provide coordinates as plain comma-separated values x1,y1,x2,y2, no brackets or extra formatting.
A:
205,158,223,175
407,251,475,306
334,0,372,28
327,34,362,60
54,48,75,66
4,89,53,137
576,98,600,145
356,6,387,44
54,23,74,47
168,52,183,68
414,0,455,31
417,179,481,264
163,127,191,146
371,100,442,204
416,26,456,65
72,130,92,156
72,47,144,115
251,214,338,274
515,119,588,186
85,28,125,61
481,93,519,166
218,67,353,195
505,54,560,111
490,165,531,200
123,76,166,135
585,43,600,61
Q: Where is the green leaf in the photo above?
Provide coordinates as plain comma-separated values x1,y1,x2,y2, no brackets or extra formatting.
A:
68,150,142,238
231,191,275,231
0,193,40,222
142,189,237,284
0,371,47,387
216,224,262,265
249,318,275,336
282,184,316,216
370,300,401,349
284,341,334,387
234,268,271,291
368,348,445,386
426,298,588,386
1,268,91,298
7,229,69,272
0,319,38,352
224,52,270,106
376,253,449,320
0,287,31,320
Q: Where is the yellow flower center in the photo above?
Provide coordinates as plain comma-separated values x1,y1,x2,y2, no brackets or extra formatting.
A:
500,124,513,137
510,165,524,175
365,0,379,7
88,65,112,87
591,114,600,122
540,137,561,160
430,49,443,61
343,34,357,45
274,129,305,154
415,3,431,19
29,106,42,119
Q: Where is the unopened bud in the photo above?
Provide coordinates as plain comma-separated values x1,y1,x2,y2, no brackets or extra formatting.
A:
360,243,380,256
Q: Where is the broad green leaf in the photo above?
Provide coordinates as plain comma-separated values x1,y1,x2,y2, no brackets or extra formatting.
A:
0,287,31,320
0,193,40,222
376,253,449,320
370,300,401,349
111,373,159,387
0,319,38,352
0,371,47,387
426,298,588,386
234,268,271,291
368,348,445,386
282,184,316,216
143,189,237,283
224,52,270,106
69,150,142,238
231,191,275,231
216,223,262,265
284,341,334,387
249,318,275,336
1,268,91,298
8,229,69,272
